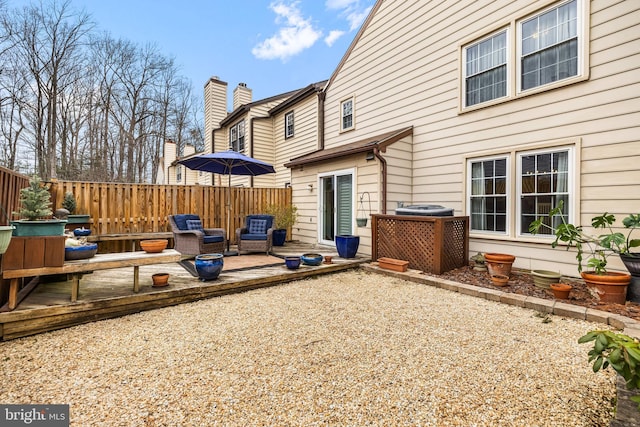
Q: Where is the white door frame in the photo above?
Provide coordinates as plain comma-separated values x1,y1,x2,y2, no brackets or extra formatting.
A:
317,168,356,245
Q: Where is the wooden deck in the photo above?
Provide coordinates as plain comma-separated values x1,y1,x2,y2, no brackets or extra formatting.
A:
0,242,369,340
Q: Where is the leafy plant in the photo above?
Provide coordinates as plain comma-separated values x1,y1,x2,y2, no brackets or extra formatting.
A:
264,203,298,230
579,330,640,409
62,192,77,214
14,175,53,221
529,200,640,274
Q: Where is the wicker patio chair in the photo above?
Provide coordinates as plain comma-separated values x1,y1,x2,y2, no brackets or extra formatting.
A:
169,214,226,256
235,214,274,255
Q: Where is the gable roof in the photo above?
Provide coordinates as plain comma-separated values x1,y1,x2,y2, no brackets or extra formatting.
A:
219,89,299,127
284,126,413,168
269,80,327,116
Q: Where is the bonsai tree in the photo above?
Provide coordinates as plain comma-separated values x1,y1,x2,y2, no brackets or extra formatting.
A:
529,200,638,274
62,192,77,214
14,175,53,221
579,330,640,410
264,203,298,230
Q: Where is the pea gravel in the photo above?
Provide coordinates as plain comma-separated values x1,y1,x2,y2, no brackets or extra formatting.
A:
1,270,616,426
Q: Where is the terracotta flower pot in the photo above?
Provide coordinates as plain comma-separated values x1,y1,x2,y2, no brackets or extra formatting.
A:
485,253,516,277
152,273,169,287
581,271,631,304
550,283,572,299
140,239,168,253
490,273,509,287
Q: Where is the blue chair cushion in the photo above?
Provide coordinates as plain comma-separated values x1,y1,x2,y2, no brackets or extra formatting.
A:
174,214,200,230
241,233,267,241
248,219,267,234
186,219,204,232
203,235,224,244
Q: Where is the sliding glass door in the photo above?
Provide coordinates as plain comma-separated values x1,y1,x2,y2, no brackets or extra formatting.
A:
319,170,354,244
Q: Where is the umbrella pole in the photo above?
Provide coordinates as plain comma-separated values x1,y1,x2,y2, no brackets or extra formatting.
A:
225,172,238,256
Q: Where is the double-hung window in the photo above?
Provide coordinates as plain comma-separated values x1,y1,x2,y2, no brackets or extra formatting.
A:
461,0,585,110
230,120,245,152
340,97,354,131
285,111,294,139
520,0,578,91
469,157,508,233
519,148,572,235
464,30,508,107
468,145,574,237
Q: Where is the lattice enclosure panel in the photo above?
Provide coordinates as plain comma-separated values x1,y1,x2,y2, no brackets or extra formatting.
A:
372,215,468,274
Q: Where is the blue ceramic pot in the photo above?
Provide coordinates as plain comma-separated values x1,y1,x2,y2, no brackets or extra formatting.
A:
335,235,359,259
284,256,301,269
272,229,287,246
301,253,323,266
65,243,98,260
73,228,91,237
195,253,224,281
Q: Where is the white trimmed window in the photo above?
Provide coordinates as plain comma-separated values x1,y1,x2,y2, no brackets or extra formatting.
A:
340,97,354,131
460,0,585,110
464,29,508,107
469,156,509,233
468,146,574,237
519,0,579,91
285,111,294,139
230,120,245,152
518,147,572,236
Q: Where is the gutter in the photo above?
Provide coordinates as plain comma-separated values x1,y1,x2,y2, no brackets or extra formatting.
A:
318,91,325,150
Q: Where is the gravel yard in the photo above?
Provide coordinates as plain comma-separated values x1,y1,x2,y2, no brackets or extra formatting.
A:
1,270,616,426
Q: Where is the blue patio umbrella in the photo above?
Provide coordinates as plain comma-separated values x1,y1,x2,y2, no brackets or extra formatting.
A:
178,150,276,254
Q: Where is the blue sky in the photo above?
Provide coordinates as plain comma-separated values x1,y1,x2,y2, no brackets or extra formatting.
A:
33,0,376,107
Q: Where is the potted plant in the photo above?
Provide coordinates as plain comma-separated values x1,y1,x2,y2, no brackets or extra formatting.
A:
11,175,67,236
264,203,298,246
529,200,631,304
62,191,91,225
579,330,640,416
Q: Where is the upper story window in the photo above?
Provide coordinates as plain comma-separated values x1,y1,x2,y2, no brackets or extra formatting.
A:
460,0,586,111
176,165,182,183
230,120,245,152
519,0,578,91
285,111,294,139
464,30,508,107
341,97,354,131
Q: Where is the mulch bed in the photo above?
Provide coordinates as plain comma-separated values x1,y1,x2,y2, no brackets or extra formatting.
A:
429,265,640,321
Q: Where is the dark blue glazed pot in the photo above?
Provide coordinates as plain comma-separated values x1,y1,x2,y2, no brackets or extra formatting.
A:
272,229,287,246
301,253,323,266
195,253,224,281
335,235,360,259
284,256,301,269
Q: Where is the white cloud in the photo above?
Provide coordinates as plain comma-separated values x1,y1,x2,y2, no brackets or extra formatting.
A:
325,0,373,32
324,30,345,47
252,1,322,61
345,5,372,31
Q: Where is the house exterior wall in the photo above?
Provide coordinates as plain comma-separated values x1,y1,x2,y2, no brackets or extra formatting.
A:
291,154,380,255
273,93,321,188
319,0,639,275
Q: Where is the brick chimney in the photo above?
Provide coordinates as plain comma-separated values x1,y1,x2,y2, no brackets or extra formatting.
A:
233,82,252,110
204,76,228,152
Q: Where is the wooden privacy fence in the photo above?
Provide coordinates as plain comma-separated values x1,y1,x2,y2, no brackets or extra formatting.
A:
0,167,29,226
48,181,292,252
371,214,469,274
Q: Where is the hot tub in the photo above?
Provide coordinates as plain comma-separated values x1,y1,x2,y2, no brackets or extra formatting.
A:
395,204,454,216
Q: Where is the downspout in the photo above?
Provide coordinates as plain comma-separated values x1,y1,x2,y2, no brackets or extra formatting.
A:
249,116,270,188
374,146,387,214
317,91,325,150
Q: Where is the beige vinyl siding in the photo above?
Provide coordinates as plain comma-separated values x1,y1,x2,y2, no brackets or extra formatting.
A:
252,117,276,188
273,95,320,188
291,155,378,255
323,0,639,275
